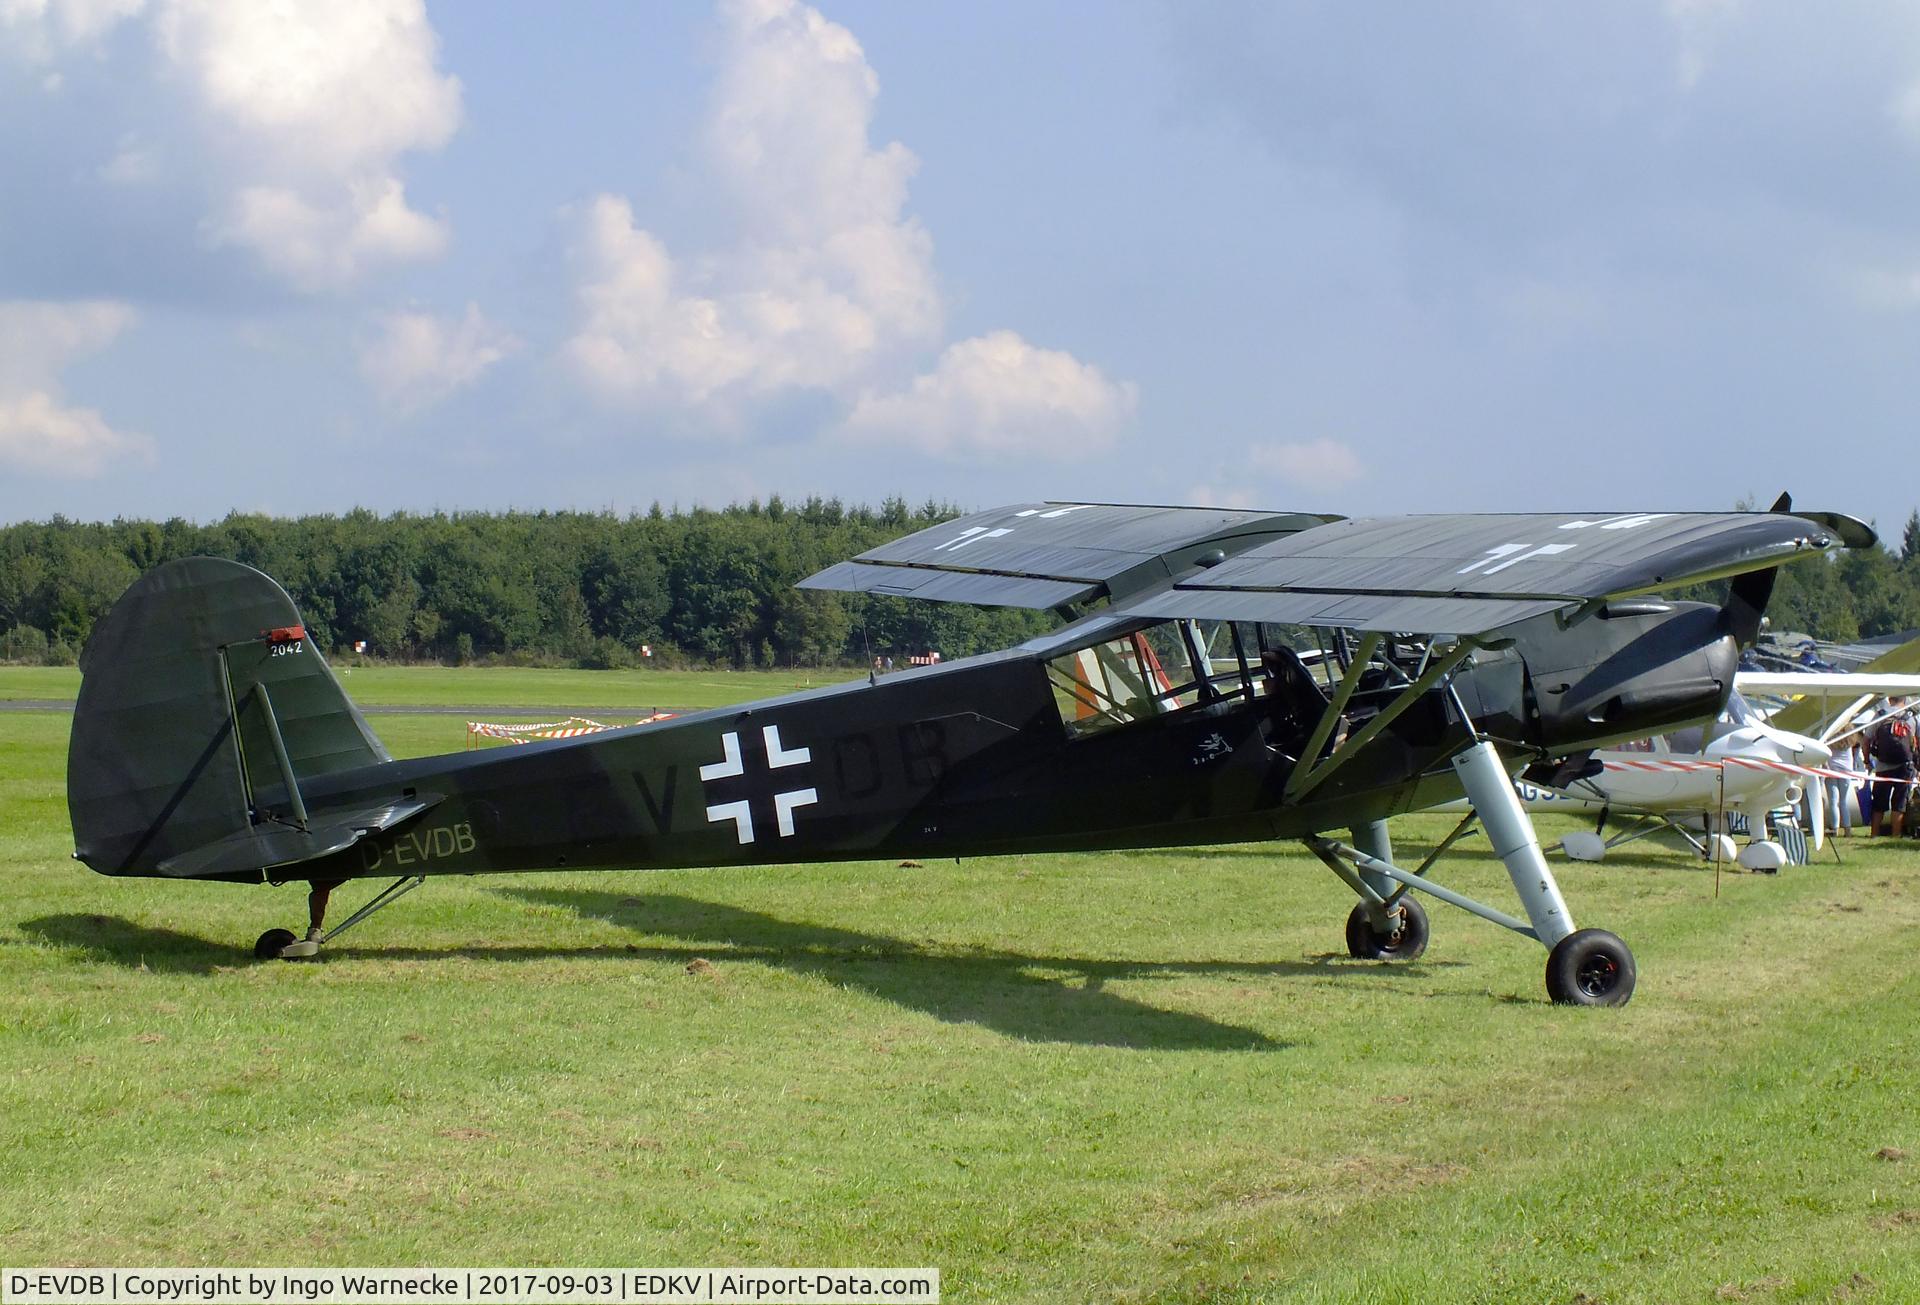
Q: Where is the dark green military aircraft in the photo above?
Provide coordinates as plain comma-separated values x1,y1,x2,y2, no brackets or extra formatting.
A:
67,498,1871,1005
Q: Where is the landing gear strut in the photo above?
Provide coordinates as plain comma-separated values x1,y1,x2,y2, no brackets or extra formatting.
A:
255,874,426,961
1308,739,1638,1006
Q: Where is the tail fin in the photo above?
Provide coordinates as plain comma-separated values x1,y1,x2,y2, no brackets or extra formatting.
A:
68,558,390,879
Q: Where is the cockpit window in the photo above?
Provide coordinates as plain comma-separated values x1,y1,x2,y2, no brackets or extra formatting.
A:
1047,624,1205,735
1045,619,1390,739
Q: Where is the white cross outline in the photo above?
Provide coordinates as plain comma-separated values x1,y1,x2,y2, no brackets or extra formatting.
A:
1457,542,1578,576
763,724,809,768
698,730,745,781
775,788,818,836
705,799,754,845
932,526,1013,552
699,727,818,845
1013,504,1097,520
1557,513,1669,531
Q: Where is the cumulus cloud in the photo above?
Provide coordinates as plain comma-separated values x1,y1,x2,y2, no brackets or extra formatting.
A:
10,0,461,291
359,302,520,411
0,300,154,476
0,0,147,64
565,0,938,406
565,0,1127,455
842,331,1135,461
154,0,460,290
1249,438,1363,491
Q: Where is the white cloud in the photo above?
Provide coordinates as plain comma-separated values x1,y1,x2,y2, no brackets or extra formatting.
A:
1249,438,1363,491
565,0,939,406
564,0,1131,461
1,0,147,63
0,300,154,476
359,302,520,411
155,0,460,290
96,133,159,185
841,331,1136,461
12,0,461,291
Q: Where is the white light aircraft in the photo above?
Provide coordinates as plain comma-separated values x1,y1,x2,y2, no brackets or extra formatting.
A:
1440,691,1834,871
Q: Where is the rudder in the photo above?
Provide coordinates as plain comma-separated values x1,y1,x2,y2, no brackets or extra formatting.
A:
68,558,389,879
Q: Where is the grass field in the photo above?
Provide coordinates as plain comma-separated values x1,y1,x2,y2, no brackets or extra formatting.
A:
4,667,1920,1301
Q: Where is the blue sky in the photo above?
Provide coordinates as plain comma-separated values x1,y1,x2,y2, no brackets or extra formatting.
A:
6,1,1920,534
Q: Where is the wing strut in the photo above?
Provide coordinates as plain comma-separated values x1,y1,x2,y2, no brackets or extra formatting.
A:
1283,638,1477,803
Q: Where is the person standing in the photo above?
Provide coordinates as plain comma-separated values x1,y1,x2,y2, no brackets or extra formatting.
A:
1869,698,1916,838
1829,738,1862,837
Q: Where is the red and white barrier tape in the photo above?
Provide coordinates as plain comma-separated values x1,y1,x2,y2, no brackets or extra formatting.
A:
1600,755,1909,785
465,712,676,745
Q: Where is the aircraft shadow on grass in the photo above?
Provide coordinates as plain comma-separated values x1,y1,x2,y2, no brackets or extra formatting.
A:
19,888,1469,1051
19,913,253,975
498,886,1410,1051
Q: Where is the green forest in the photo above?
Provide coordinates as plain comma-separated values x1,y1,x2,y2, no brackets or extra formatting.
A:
0,497,1051,669
5,500,1920,668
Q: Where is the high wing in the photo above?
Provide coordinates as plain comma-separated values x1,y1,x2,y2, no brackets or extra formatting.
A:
1753,632,1920,738
797,502,1337,609
1735,671,1920,698
1122,509,1871,635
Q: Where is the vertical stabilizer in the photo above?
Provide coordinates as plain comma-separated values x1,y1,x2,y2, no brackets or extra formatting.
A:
68,558,388,878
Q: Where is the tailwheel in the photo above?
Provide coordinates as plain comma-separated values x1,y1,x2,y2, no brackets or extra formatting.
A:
1545,928,1636,1006
253,928,297,960
1344,896,1429,961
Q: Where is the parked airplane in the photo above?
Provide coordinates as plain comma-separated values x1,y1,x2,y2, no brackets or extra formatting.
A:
67,498,1872,1005
1470,689,1835,870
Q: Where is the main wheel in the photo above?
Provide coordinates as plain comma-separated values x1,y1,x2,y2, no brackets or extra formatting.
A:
254,927,297,960
1545,929,1636,1006
1344,897,1429,961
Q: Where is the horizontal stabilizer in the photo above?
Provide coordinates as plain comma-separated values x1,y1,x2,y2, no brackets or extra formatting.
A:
798,502,1336,609
155,793,442,879
1123,509,1869,635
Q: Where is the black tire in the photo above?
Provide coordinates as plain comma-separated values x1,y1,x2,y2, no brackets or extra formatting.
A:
254,927,297,960
1545,929,1636,1006
1344,897,1429,961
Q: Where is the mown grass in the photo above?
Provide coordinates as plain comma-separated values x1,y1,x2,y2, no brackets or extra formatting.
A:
0,665,862,711
4,676,1920,1301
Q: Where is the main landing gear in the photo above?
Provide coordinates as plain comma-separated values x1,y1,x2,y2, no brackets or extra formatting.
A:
1308,739,1638,1007
254,874,426,961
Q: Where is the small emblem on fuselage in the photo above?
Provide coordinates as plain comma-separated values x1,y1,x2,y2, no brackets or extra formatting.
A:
699,725,818,845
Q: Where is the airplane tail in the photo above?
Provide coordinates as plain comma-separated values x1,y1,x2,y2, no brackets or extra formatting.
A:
68,558,394,880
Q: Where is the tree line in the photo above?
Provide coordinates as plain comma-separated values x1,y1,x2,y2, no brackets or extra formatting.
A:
0,497,1050,669
5,501,1920,669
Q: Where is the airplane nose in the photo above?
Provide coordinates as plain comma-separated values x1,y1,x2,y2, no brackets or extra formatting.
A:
1510,601,1740,750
